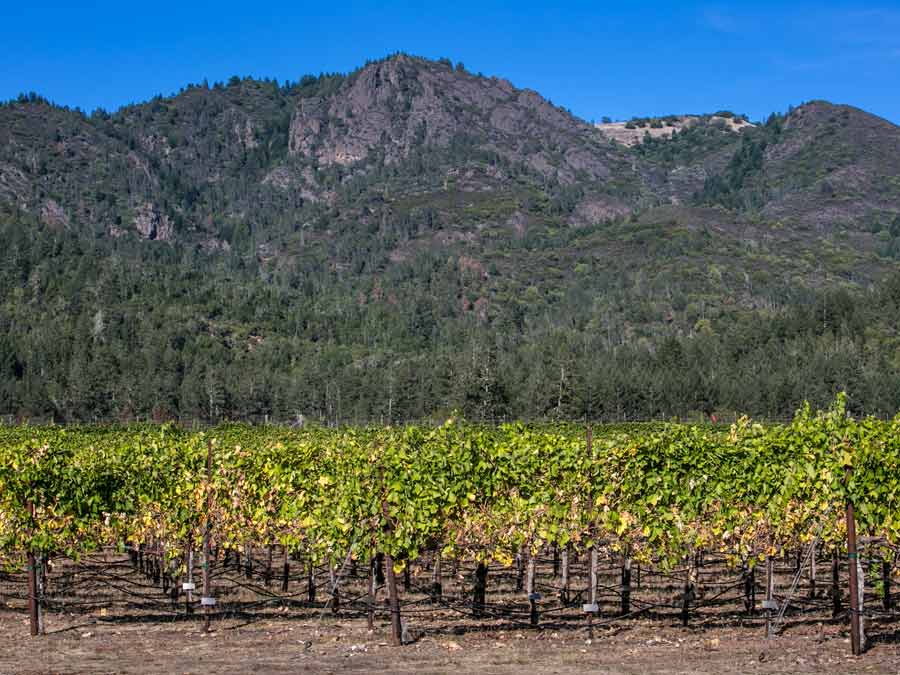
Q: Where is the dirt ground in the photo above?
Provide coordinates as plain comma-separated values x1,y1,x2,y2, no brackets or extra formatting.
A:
594,115,753,146
2,609,899,674
3,550,898,674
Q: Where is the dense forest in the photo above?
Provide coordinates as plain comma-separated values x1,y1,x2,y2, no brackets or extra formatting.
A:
4,204,900,423
2,54,900,423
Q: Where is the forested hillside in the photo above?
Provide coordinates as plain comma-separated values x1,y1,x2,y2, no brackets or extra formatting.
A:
2,54,900,422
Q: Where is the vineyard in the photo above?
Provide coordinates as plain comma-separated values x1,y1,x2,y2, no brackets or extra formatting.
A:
1,395,899,670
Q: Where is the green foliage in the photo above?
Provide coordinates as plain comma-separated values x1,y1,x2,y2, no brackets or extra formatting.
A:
633,116,742,167
2,65,900,426
3,194,900,423
696,120,783,209
2,398,899,573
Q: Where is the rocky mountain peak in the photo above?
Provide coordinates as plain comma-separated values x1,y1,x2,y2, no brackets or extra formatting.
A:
287,54,621,184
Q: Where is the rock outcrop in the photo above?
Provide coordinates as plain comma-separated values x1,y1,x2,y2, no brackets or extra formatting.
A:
287,55,629,186
133,203,174,241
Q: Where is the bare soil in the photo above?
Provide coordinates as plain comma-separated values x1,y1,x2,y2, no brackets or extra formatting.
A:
2,607,899,674
2,550,898,674
595,115,753,146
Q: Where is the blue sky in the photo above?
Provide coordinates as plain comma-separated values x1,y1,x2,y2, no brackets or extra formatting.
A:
2,1,899,123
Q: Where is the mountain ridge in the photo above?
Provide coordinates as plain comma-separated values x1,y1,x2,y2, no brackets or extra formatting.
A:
4,54,899,240
3,53,900,422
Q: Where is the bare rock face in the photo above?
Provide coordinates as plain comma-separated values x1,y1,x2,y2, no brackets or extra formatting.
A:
287,55,624,184
759,102,900,229
458,255,488,279
569,198,631,226
133,203,174,241
40,199,70,229
0,163,30,205
665,164,710,201
200,237,231,253
262,166,298,189
506,211,528,238
234,118,258,150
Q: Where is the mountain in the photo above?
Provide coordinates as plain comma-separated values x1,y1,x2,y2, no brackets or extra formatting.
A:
2,54,900,423
735,101,900,231
0,55,644,244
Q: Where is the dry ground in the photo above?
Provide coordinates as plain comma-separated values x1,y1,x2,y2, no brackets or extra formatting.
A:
2,608,899,674
594,115,753,146
3,550,898,674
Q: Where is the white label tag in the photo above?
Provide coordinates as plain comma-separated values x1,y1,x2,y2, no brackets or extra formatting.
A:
583,603,599,613
182,582,196,591
200,596,217,607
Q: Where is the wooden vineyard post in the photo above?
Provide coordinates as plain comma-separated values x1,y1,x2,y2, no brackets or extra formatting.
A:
832,550,842,617
379,468,403,646
856,554,865,647
150,543,156,581
527,554,539,627
26,499,40,637
265,545,273,587
383,553,402,646
170,559,180,609
162,543,170,594
582,426,600,640
282,547,290,593
128,539,138,569
26,548,39,636
588,546,599,638
749,564,756,612
584,426,599,639
883,558,892,611
743,563,756,614
764,556,775,637
375,552,385,586
201,439,215,632
430,550,442,603
809,544,817,599
154,543,162,585
184,536,195,616
621,555,632,616
681,557,695,628
307,560,316,604
36,552,45,635
473,561,487,618
367,555,376,631
846,491,863,656
559,545,570,605
328,561,340,614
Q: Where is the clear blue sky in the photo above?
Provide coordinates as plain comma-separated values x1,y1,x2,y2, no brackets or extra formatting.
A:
3,1,899,124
